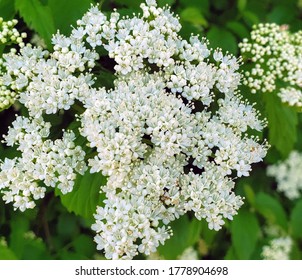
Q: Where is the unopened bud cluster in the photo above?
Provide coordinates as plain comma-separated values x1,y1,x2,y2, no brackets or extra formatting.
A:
240,23,302,107
0,0,268,259
0,18,27,111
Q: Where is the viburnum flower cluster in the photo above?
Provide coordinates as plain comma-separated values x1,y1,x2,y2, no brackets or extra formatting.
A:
0,17,26,111
239,23,302,107
267,151,302,200
0,0,268,259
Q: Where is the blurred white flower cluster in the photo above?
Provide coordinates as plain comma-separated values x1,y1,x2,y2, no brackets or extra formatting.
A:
0,0,268,259
262,236,292,260
267,151,302,200
0,17,27,111
240,23,302,107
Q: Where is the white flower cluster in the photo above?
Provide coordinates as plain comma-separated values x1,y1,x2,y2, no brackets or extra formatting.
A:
240,23,302,107
0,116,87,211
0,17,27,111
262,236,292,260
0,1,268,259
267,151,302,200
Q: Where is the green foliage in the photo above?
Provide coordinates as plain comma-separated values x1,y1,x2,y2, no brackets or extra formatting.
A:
231,210,260,259
1,0,302,261
157,215,202,259
48,0,92,35
207,26,238,54
56,171,107,223
255,192,288,230
15,0,56,47
180,7,208,27
264,93,298,158
0,0,15,20
0,244,17,260
290,199,302,238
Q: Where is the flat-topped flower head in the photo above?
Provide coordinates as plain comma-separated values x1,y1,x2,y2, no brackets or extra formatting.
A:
0,1,268,259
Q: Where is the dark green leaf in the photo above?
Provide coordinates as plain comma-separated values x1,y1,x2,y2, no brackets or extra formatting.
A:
0,0,16,20
48,0,92,35
9,215,30,258
15,0,55,47
237,0,247,13
242,11,259,26
207,26,238,54
226,21,249,38
231,210,260,259
56,170,107,222
267,5,296,24
264,93,298,158
290,199,302,238
157,215,202,259
57,213,79,238
73,234,96,257
224,246,236,260
255,192,287,230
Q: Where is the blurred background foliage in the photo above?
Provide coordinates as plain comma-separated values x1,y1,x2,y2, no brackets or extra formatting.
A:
1,0,302,260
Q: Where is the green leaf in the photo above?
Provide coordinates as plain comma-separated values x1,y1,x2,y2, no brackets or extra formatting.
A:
0,0,16,20
48,0,92,36
0,244,18,260
180,7,208,27
254,192,287,230
231,210,260,259
15,0,55,48
207,26,238,54
243,184,255,206
267,5,296,24
226,21,249,38
57,213,79,238
237,0,247,12
9,215,30,258
242,11,259,26
157,215,202,259
73,234,96,257
179,0,209,16
264,93,298,158
290,199,302,238
224,246,236,260
56,170,107,222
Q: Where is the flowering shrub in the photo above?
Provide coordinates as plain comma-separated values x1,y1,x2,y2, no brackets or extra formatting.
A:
0,1,269,259
1,0,302,261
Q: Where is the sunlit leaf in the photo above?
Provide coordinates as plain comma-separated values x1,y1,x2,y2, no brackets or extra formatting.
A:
255,192,288,230
15,0,55,47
